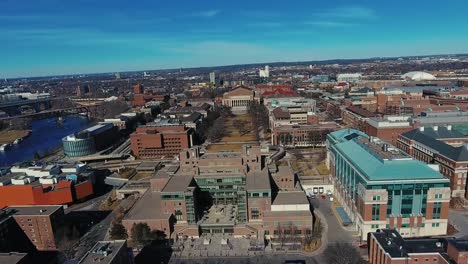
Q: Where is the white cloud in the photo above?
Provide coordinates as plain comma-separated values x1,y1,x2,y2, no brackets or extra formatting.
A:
192,10,220,18
318,6,377,20
247,22,284,28
304,21,357,28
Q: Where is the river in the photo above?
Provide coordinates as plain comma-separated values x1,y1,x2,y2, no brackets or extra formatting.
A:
0,115,91,166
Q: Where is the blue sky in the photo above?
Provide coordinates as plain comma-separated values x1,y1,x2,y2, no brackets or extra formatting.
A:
1,0,468,77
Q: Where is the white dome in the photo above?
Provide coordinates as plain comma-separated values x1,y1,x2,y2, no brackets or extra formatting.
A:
402,71,436,81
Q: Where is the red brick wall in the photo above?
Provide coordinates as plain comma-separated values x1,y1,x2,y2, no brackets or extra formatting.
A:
247,197,270,221
447,243,468,264
74,181,94,200
13,215,57,251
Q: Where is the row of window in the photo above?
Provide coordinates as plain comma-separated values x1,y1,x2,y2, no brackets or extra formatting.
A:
370,222,440,229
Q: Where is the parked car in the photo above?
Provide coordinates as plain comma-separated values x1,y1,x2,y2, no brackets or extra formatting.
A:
329,196,334,201
310,194,316,199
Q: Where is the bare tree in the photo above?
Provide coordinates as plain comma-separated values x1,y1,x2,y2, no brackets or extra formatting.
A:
207,117,227,143
324,242,365,264
233,120,250,136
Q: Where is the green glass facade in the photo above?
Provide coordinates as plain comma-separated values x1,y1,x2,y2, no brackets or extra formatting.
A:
194,175,247,223
327,129,449,218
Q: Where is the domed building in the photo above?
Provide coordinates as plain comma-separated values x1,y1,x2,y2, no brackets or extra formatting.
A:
402,71,436,81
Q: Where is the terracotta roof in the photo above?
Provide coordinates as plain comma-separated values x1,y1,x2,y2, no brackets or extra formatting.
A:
262,88,296,97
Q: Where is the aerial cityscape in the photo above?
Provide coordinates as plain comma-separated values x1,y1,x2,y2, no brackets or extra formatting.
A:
1,1,468,264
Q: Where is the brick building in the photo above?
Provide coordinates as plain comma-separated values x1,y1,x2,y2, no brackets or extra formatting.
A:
130,123,195,160
133,84,144,94
397,125,468,199
0,209,35,253
123,145,313,243
342,105,378,132
369,229,468,264
271,123,337,147
327,129,450,241
8,205,64,251
364,116,414,145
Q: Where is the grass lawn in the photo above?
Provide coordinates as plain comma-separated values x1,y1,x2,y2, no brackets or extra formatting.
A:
221,114,256,142
206,114,258,152
206,143,244,152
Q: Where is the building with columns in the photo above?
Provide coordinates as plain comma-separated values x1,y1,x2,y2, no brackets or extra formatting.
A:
222,86,258,114
327,129,450,241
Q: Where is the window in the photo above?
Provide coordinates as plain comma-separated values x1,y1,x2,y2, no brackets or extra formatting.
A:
264,230,269,235
27,219,32,222
251,208,260,220
175,210,183,221
433,202,442,219
371,224,379,229
372,204,380,220
401,224,409,228
432,223,440,227
434,193,442,199
372,195,381,201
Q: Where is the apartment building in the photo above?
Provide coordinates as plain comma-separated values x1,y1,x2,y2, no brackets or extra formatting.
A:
8,205,64,251
130,123,194,159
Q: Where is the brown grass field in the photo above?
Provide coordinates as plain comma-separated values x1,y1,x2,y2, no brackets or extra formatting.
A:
0,130,30,144
206,114,258,152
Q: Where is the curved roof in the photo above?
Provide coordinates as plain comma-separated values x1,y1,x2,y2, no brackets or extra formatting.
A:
402,71,436,81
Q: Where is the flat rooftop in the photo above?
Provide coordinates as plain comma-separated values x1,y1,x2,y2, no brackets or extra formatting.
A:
0,252,28,263
162,174,194,193
372,229,446,258
199,152,242,160
124,191,170,221
272,191,309,206
8,205,62,216
199,204,237,226
79,240,127,264
246,170,270,191
329,129,447,182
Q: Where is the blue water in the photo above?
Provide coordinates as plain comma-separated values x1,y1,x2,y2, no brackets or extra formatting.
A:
0,115,90,166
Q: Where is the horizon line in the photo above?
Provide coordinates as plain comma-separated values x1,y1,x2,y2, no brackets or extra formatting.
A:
3,52,467,80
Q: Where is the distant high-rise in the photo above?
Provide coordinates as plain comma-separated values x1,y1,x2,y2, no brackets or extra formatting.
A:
76,85,82,97
209,72,216,85
259,65,269,78
133,84,144,94
115,72,121,80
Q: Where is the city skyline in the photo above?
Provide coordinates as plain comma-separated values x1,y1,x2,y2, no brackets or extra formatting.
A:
1,0,468,78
